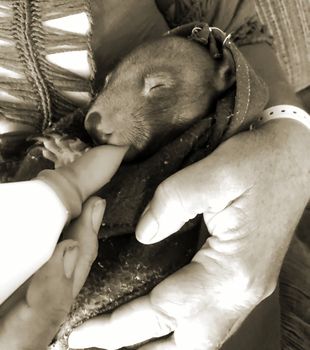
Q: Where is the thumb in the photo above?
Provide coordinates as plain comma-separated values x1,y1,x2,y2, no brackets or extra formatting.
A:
136,149,248,244
63,196,106,298
0,240,79,350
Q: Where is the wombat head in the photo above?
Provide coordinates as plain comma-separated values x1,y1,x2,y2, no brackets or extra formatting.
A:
84,36,235,159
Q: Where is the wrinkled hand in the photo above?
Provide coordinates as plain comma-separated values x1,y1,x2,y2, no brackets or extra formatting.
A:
69,119,310,350
0,196,105,350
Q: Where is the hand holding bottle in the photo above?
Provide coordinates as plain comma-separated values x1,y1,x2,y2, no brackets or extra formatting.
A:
0,196,105,350
0,145,128,304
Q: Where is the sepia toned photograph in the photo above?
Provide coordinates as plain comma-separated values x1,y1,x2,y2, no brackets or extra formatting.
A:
0,1,309,349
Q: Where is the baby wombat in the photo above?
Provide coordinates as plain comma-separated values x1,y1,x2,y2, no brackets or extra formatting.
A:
84,35,235,159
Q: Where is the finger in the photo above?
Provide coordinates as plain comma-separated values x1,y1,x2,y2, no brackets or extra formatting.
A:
205,203,250,240
139,314,227,350
68,139,89,151
0,198,105,349
174,309,240,350
176,311,233,350
136,147,249,244
140,306,250,350
37,145,128,219
68,261,212,349
26,240,78,316
68,295,176,349
56,144,128,201
41,136,62,153
139,337,176,350
68,259,253,350
63,196,105,297
0,240,79,350
42,148,58,163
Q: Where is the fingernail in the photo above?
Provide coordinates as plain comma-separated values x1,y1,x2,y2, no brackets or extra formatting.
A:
136,209,159,244
92,199,106,232
64,246,79,279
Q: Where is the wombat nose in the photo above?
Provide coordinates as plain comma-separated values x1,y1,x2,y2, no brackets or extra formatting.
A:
84,111,114,144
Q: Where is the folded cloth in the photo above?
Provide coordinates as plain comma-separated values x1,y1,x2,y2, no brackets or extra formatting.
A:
255,0,310,92
44,23,268,349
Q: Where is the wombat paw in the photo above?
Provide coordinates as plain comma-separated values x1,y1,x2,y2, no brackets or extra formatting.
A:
32,133,90,168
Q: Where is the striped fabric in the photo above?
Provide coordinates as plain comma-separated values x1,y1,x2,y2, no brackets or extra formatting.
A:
0,0,94,133
255,0,310,92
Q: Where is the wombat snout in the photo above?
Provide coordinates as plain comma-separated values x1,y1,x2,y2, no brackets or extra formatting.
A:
84,111,115,145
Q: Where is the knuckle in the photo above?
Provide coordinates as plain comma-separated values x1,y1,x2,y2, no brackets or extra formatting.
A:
257,281,277,300
156,178,189,216
243,280,277,307
155,179,175,203
153,312,175,337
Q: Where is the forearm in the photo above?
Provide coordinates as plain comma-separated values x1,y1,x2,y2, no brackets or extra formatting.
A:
260,118,310,188
240,43,310,200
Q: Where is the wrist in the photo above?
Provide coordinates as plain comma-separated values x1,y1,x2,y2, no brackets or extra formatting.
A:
254,105,310,131
259,117,310,191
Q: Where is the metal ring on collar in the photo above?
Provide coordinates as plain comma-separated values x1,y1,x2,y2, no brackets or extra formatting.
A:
209,27,233,47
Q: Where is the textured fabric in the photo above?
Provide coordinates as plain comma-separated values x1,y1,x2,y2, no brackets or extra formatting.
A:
157,0,310,91
158,0,259,31
157,0,273,46
255,0,310,92
280,209,310,350
0,0,95,132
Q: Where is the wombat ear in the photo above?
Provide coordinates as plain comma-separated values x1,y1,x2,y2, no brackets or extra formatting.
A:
213,49,236,93
143,72,174,96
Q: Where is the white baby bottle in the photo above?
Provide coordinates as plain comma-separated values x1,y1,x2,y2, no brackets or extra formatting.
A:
0,145,127,304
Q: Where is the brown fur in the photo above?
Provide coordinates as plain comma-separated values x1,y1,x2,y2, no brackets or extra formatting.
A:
84,36,235,159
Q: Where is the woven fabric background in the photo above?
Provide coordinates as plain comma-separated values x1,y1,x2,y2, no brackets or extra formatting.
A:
255,0,310,92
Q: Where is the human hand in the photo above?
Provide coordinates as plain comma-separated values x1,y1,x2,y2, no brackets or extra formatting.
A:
0,144,127,305
40,143,128,214
0,196,105,350
68,119,310,350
